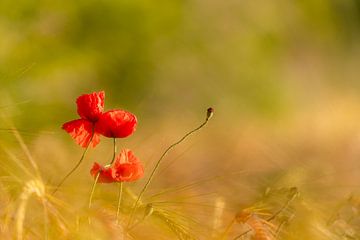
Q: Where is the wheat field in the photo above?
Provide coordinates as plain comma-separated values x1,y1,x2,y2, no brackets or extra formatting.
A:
1,0,360,239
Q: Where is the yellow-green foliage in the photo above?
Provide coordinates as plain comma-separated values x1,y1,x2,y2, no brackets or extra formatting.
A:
1,0,360,239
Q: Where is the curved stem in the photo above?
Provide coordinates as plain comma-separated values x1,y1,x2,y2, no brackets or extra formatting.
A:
53,130,95,194
88,138,118,218
127,109,213,228
52,145,90,194
116,182,123,225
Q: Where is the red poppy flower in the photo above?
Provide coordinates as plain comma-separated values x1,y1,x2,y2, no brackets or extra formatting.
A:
90,162,114,183
90,149,144,183
62,91,105,148
112,149,144,182
76,91,105,122
95,110,137,138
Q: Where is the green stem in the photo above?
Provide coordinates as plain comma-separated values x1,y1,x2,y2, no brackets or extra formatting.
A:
88,138,117,209
53,130,94,194
88,172,100,209
127,108,213,228
116,182,123,225
110,138,117,164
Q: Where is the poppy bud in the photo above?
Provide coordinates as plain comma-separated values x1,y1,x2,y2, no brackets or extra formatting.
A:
207,107,214,120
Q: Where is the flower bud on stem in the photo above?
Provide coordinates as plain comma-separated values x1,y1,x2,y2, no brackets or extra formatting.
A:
127,107,214,228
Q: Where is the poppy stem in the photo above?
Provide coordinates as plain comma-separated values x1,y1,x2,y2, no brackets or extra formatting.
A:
88,138,116,215
52,130,95,194
127,108,214,228
110,138,117,164
88,172,100,209
116,182,123,225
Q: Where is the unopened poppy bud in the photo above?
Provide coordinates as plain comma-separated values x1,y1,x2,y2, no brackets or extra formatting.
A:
206,107,214,120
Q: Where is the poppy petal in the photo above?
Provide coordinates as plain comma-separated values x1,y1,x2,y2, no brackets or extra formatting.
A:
112,149,144,182
62,119,100,148
90,162,114,183
114,149,139,165
131,163,144,181
76,91,105,122
96,110,137,138
113,163,144,182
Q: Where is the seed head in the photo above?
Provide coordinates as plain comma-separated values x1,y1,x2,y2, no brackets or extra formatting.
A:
207,107,214,120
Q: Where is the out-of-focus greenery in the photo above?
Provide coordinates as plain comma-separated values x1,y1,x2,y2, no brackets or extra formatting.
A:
2,1,360,239
1,0,360,128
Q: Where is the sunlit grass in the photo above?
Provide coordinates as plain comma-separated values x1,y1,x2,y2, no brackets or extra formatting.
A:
1,97,360,239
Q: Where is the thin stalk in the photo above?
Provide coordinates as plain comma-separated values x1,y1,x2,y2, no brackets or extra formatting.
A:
88,138,117,211
0,116,42,181
116,182,123,225
53,130,95,194
127,108,213,228
110,138,117,164
42,199,48,240
16,194,29,240
88,172,100,209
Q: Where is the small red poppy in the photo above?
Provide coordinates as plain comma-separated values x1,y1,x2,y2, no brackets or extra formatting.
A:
96,110,137,138
90,149,144,183
62,91,105,148
112,149,144,182
90,162,114,183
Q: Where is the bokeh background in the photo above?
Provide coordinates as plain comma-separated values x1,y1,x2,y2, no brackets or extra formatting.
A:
2,0,360,239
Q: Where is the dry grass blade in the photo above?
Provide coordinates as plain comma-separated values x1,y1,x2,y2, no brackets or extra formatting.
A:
9,124,41,180
16,179,45,240
153,209,198,240
146,170,247,200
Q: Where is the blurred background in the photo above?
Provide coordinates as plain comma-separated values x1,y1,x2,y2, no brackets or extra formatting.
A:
1,0,360,239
